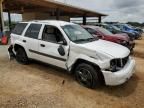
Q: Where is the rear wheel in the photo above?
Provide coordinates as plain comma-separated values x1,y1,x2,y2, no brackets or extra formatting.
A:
75,63,100,88
16,48,29,65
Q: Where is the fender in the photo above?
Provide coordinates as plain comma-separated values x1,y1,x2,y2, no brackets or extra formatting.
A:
66,42,111,72
67,54,102,71
13,40,30,58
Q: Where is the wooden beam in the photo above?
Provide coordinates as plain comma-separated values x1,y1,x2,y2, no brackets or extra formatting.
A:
8,10,12,30
83,15,86,25
56,8,60,20
98,16,102,23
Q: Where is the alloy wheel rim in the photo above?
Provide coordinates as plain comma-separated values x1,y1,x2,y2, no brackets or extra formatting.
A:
76,68,93,87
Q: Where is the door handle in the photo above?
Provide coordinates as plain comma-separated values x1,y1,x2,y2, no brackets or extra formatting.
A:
40,44,45,47
23,40,26,43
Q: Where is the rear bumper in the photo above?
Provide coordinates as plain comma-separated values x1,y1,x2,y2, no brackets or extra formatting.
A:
102,57,135,86
8,45,15,59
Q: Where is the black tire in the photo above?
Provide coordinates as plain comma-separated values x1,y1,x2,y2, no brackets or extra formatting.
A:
75,63,100,88
16,48,29,65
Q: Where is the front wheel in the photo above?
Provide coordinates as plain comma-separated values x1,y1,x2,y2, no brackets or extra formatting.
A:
75,63,100,88
16,48,29,65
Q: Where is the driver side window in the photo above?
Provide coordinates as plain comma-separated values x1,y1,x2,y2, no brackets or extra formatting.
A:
42,25,64,44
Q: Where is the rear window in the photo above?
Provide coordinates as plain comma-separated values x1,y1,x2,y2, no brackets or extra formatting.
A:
12,23,28,35
25,23,42,39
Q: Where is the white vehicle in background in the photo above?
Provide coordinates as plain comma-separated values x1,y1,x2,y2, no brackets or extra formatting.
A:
8,20,135,88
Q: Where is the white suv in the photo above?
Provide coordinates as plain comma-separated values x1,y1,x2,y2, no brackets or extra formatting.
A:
8,20,135,88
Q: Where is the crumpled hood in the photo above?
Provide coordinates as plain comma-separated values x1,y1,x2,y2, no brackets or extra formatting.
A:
79,39,130,58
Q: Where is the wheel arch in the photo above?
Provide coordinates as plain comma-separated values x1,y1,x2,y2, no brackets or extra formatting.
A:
14,44,29,65
14,44,29,58
71,59,105,84
71,59,100,72
14,44,25,52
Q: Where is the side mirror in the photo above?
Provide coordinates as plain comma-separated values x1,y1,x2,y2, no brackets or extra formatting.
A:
58,45,65,56
63,39,67,45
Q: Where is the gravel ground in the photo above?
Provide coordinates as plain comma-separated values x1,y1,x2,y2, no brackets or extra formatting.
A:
0,35,144,108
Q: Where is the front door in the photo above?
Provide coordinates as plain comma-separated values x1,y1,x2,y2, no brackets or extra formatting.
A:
38,25,69,69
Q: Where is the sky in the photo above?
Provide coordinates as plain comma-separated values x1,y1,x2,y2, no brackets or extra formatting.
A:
56,0,144,23
3,0,144,23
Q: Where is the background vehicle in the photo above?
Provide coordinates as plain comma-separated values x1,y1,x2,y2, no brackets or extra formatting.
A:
102,25,121,34
0,32,8,45
0,31,3,44
128,24,143,35
83,25,135,51
95,23,136,41
111,25,137,40
113,24,141,39
8,21,135,88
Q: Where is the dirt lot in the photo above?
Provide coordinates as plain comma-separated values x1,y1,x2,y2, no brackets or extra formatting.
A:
0,35,144,108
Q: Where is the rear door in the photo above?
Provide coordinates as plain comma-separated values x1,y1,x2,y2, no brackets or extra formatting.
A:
22,23,42,59
38,25,69,69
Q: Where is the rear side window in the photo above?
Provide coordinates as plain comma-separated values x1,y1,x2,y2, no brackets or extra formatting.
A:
12,23,27,35
25,24,42,39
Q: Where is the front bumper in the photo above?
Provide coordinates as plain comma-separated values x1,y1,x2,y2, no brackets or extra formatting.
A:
102,57,135,86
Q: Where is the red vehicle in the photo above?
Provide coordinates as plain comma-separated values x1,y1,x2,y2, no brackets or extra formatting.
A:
0,32,8,45
83,25,135,51
1,35,8,45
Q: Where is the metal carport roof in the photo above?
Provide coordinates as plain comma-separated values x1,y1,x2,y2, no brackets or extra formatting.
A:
3,0,106,17
0,0,107,31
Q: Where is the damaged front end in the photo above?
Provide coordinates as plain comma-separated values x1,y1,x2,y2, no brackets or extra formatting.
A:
108,56,129,72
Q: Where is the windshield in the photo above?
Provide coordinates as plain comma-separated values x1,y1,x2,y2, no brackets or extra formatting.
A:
98,27,113,35
62,25,97,43
114,25,122,29
112,26,121,31
124,25,133,29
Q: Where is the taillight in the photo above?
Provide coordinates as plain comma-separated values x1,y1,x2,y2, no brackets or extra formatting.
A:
10,35,14,45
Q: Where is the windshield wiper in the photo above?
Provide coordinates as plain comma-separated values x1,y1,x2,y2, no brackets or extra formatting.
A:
74,39,88,42
85,38,97,41
74,38,96,43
